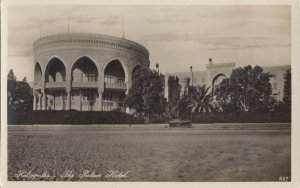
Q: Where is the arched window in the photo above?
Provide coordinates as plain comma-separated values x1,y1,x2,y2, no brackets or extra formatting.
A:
34,62,42,84
45,58,66,82
72,57,98,82
212,73,227,96
104,60,125,86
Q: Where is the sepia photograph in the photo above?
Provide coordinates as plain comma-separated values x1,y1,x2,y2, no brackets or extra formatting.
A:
1,1,299,187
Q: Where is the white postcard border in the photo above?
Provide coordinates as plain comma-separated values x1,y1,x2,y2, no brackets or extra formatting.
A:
1,0,300,188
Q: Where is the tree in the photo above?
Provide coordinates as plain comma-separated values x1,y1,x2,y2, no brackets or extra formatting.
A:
170,94,191,120
124,68,166,119
187,85,215,113
22,77,27,82
282,69,291,111
8,69,17,96
8,69,17,80
7,69,33,111
215,65,273,112
167,76,180,106
170,85,216,120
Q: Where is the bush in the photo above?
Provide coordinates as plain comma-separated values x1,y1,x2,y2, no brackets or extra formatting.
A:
8,110,290,125
7,109,144,125
148,116,169,124
192,112,291,123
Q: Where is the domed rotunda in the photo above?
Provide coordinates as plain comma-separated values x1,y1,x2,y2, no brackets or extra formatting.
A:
33,33,150,111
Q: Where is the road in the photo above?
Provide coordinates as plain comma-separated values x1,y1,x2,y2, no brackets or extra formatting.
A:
8,123,291,181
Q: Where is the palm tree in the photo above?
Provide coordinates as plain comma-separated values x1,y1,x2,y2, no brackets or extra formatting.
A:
187,85,215,113
170,95,191,120
170,85,214,120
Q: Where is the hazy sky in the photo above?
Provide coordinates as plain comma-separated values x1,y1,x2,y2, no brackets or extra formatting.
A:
7,5,291,83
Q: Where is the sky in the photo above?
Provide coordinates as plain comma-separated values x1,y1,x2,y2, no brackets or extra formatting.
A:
7,5,291,83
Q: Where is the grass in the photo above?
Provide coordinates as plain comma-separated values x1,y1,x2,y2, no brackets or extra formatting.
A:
8,128,291,181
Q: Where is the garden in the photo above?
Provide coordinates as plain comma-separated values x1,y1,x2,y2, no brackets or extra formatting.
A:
7,65,291,125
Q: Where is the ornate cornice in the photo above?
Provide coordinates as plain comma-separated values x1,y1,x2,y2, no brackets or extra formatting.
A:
33,33,149,59
206,62,236,69
263,65,291,70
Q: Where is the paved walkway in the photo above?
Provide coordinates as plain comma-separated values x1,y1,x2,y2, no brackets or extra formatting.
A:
8,123,291,131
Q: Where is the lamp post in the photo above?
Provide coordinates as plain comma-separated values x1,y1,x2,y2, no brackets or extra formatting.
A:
156,63,160,75
79,90,82,111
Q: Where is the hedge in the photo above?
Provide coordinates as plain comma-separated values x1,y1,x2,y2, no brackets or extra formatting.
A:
192,112,291,123
7,110,144,125
7,110,291,125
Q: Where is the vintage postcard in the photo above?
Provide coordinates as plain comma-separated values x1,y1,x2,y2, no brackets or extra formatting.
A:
1,0,300,188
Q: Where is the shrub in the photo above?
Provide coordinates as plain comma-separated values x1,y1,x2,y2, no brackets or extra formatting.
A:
7,110,144,125
8,110,290,125
192,112,291,123
148,116,169,124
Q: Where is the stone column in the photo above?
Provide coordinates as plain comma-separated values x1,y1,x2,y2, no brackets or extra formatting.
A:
66,89,71,110
98,90,103,111
79,90,82,111
39,78,46,110
33,92,37,110
125,80,132,95
125,74,132,113
42,88,46,110
98,78,104,111
61,93,64,110
65,74,72,110
53,93,56,111
38,93,42,110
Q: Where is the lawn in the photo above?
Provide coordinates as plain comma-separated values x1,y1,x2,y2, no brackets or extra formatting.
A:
8,127,291,181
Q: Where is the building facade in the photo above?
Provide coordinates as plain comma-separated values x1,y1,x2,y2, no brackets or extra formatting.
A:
33,33,150,111
165,59,290,102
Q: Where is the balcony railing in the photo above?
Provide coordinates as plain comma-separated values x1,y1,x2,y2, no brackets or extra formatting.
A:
104,82,127,90
45,81,67,88
104,76,127,90
105,82,126,90
72,81,98,88
35,80,126,90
